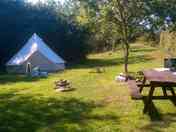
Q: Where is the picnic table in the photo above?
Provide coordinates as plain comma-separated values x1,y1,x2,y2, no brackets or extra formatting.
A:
141,69,176,113
127,68,176,113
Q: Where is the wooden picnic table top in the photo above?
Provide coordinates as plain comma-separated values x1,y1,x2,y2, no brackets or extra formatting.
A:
143,69,176,84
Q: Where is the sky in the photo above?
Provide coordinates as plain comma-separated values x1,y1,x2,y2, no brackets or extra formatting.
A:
27,0,65,5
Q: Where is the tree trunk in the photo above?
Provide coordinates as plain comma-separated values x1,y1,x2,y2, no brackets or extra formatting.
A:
123,20,129,80
124,42,129,75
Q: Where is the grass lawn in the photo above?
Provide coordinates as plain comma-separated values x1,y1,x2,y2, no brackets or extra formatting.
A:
0,43,176,132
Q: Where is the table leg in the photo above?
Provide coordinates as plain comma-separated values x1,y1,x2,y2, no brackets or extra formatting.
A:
143,86,155,114
140,77,146,93
162,87,167,96
170,87,176,96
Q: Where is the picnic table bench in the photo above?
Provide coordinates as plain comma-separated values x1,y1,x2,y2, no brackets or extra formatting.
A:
127,80,142,99
127,69,176,113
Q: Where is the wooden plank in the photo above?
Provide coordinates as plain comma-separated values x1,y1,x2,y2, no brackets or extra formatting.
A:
127,80,142,100
143,69,176,83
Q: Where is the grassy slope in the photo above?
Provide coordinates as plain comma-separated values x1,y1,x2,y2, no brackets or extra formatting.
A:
0,43,175,132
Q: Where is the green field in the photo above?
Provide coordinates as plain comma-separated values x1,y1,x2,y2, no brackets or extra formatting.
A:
0,43,176,132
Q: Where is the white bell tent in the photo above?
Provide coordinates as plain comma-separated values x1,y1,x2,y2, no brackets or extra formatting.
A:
6,33,65,73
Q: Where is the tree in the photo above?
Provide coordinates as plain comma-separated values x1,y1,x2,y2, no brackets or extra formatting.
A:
0,0,89,71
101,0,146,75
69,0,147,75
142,1,176,39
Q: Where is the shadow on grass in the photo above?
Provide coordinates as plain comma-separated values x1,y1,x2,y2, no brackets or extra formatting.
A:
170,97,176,106
130,48,156,53
140,113,176,132
69,55,153,70
0,91,119,132
141,96,176,121
0,74,42,85
139,97,176,131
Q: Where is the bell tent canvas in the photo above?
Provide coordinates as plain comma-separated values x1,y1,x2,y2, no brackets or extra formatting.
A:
6,33,65,73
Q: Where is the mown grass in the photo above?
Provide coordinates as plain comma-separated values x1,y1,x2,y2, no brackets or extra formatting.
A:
0,43,175,132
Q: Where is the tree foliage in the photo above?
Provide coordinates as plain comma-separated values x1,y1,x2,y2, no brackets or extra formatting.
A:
2,0,176,73
70,0,176,73
0,0,89,70
103,0,146,73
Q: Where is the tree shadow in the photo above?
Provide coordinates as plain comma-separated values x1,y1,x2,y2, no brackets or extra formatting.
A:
0,74,42,85
140,113,176,132
170,97,176,106
131,48,156,53
139,96,176,132
69,55,153,69
0,91,119,132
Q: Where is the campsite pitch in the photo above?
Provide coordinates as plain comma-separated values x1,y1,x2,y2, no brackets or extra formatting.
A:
0,43,176,132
